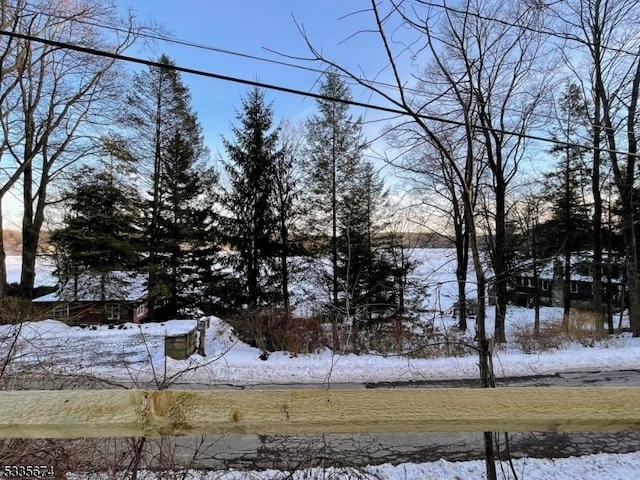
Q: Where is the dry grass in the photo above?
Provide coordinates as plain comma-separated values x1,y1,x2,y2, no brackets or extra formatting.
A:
512,310,617,353
226,309,328,359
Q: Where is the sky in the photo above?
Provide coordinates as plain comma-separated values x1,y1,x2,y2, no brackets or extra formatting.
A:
1,1,410,228
121,0,397,159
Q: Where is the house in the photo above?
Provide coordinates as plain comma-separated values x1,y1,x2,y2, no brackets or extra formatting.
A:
32,272,152,325
508,252,624,310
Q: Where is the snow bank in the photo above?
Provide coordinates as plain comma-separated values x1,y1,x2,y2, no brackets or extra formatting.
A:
66,451,640,479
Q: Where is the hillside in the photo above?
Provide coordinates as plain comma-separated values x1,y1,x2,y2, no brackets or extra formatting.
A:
2,229,51,255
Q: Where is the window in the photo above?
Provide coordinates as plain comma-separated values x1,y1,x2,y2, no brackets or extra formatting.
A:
50,304,69,320
103,303,121,321
541,280,549,291
135,303,147,319
570,282,579,294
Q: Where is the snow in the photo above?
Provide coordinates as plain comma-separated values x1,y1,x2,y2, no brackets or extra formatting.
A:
4,250,640,476
32,271,147,302
2,309,639,386
3,248,640,384
66,451,640,479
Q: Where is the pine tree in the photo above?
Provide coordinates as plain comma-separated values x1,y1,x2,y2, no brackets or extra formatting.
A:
337,161,392,324
159,130,216,316
221,87,280,309
541,83,593,326
305,70,366,347
51,161,141,301
123,54,216,318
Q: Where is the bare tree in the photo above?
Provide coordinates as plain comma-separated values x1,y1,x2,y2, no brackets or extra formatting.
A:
428,0,551,344
388,126,483,331
0,0,33,299
294,0,555,476
510,186,546,334
0,0,141,302
550,0,640,336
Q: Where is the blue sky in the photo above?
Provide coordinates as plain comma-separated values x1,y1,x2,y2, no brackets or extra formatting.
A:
3,1,405,228
122,1,393,159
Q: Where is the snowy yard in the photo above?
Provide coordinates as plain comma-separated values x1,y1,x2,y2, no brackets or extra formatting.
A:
65,451,640,480
3,308,640,386
4,251,640,478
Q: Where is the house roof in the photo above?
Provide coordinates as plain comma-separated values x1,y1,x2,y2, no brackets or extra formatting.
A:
518,251,623,283
33,271,147,303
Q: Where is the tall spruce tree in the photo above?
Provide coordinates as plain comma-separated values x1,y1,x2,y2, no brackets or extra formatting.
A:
221,87,280,309
305,71,366,347
541,83,593,327
123,54,215,319
337,160,392,325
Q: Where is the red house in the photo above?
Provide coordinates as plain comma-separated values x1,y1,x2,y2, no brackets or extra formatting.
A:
32,272,150,325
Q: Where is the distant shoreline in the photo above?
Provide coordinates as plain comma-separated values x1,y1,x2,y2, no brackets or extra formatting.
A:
2,229,51,255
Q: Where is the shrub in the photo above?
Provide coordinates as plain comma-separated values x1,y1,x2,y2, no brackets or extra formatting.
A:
512,320,565,353
513,311,613,353
226,309,327,358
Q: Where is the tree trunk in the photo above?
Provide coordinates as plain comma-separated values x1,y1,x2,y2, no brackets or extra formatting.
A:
147,77,164,321
621,201,640,336
280,216,290,318
0,202,7,302
493,178,507,344
331,131,339,350
455,239,468,331
563,248,571,331
562,144,572,330
467,194,497,480
592,96,604,330
454,201,469,331
19,163,36,300
533,256,540,336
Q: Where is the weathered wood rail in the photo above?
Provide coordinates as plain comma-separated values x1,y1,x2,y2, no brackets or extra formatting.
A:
2,387,640,439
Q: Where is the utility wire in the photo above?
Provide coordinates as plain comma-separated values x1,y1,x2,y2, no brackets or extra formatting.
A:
1,3,600,129
0,28,637,158
409,0,640,57
13,3,638,131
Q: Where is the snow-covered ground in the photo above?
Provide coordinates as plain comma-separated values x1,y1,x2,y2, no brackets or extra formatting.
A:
5,250,638,385
4,251,640,478
2,309,639,386
65,452,640,479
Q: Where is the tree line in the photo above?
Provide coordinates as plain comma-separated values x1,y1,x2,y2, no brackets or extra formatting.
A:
4,0,640,345
54,59,405,329
4,47,411,340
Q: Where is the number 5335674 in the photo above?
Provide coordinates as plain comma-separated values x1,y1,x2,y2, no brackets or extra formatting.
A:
2,465,54,478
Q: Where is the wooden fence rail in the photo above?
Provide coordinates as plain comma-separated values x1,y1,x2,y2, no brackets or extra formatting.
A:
1,387,639,439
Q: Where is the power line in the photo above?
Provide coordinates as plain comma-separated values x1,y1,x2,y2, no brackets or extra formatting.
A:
14,2,634,132
0,28,636,158
6,3,591,128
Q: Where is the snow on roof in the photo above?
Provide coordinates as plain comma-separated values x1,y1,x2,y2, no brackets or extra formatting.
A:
32,271,147,302
519,251,623,283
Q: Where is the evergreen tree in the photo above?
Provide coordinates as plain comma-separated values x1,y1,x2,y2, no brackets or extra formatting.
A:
158,130,216,316
305,70,366,347
51,160,141,301
540,83,593,326
221,87,280,309
337,160,392,324
123,55,216,318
